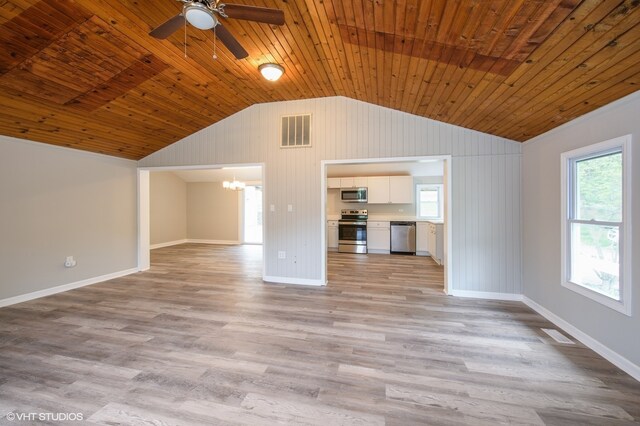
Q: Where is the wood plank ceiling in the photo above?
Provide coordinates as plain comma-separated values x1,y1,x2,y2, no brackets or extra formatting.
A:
0,0,638,160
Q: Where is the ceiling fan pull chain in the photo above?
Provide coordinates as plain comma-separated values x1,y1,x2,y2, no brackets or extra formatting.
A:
184,14,188,58
213,25,218,60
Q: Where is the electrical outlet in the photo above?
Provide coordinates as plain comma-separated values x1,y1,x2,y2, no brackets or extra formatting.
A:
278,251,286,259
64,256,77,268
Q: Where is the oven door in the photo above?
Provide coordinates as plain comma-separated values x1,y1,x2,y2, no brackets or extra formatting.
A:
338,221,367,245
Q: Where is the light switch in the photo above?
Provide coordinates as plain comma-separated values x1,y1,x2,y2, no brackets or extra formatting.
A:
270,204,275,212
287,204,293,212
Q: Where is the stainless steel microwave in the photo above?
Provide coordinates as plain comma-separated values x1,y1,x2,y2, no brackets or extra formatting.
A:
341,188,367,203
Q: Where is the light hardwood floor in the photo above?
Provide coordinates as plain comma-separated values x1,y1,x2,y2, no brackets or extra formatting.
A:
0,244,638,425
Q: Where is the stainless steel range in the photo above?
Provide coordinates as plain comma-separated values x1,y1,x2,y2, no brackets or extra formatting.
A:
338,209,368,254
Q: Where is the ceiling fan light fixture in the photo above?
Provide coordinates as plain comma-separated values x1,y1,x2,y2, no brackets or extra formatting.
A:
184,4,218,30
259,63,284,81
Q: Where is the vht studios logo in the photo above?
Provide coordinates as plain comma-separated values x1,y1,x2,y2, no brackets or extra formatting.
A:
6,412,84,422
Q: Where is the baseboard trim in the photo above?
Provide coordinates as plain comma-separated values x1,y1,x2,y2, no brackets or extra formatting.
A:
449,289,524,301
0,268,138,308
367,249,390,254
186,239,241,245
150,239,188,249
263,276,325,287
523,296,640,382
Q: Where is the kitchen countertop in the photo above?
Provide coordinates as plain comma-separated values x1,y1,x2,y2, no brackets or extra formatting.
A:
327,215,443,224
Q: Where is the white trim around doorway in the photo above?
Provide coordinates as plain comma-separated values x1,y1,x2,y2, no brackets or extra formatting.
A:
320,155,453,294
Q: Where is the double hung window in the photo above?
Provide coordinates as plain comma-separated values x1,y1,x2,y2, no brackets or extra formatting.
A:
560,135,632,315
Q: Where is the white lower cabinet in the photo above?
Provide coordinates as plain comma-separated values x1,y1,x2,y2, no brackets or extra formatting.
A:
428,222,444,265
327,220,339,250
367,221,390,253
416,222,430,256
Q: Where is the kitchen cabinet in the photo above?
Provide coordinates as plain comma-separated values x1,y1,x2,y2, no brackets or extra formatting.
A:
389,176,413,204
354,177,368,187
427,222,444,265
327,178,341,189
367,221,390,253
327,220,339,250
416,222,430,256
367,176,413,204
331,175,412,203
339,177,368,188
367,176,390,203
340,177,354,188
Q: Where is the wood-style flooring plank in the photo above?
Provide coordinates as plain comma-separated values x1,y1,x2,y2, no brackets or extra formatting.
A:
0,243,638,425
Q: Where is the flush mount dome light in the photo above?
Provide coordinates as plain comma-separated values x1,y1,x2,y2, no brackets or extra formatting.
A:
185,3,218,30
259,63,284,81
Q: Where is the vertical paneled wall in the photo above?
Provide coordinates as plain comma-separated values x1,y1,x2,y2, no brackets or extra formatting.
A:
140,97,522,294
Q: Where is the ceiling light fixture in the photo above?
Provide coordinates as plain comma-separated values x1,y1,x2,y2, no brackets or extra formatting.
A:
184,3,218,30
259,63,284,81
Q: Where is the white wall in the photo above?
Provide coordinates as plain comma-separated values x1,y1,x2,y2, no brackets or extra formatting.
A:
522,92,640,369
0,136,138,301
187,182,240,242
150,172,187,246
140,96,522,293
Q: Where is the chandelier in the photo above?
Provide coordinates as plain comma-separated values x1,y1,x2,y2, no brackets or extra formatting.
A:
222,179,245,191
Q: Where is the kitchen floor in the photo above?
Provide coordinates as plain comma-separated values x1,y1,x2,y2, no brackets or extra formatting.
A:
0,244,638,425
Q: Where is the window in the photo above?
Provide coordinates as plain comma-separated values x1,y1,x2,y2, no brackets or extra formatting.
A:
416,184,443,220
561,135,632,315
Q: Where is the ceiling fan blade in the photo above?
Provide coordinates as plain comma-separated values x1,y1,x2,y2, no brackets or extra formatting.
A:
221,4,285,26
150,14,185,39
214,24,249,59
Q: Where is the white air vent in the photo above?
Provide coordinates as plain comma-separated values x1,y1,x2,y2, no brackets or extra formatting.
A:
281,114,311,148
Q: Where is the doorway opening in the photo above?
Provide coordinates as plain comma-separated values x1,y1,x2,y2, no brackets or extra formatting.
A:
243,185,263,244
137,163,266,278
321,156,452,294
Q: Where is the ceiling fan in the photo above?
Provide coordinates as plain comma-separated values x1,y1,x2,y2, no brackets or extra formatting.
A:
150,0,285,59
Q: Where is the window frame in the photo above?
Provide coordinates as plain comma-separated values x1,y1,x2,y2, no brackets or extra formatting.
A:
560,135,632,316
416,184,443,220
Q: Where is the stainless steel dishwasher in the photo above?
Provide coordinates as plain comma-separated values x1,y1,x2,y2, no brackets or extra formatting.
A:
390,221,416,254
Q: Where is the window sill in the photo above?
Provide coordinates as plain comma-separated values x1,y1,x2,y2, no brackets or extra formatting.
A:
561,280,631,316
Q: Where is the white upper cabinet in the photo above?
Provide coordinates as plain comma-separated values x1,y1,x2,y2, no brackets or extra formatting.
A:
389,176,413,204
327,178,341,189
354,177,368,187
329,175,412,202
367,176,412,204
366,176,390,203
338,177,368,188
340,177,354,188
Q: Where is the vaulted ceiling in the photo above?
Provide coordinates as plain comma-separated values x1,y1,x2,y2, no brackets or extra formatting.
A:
0,0,638,160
